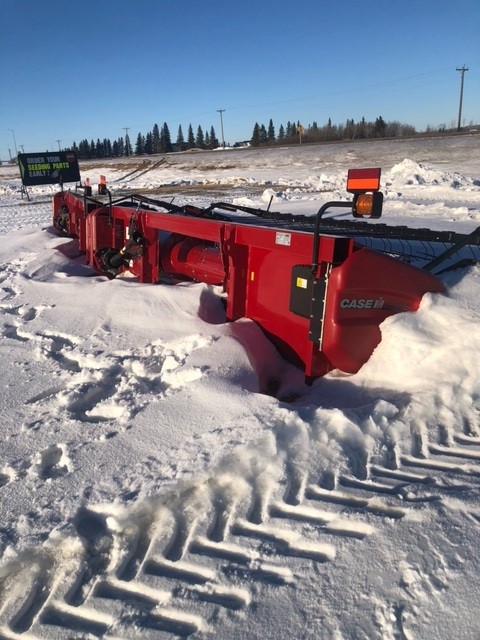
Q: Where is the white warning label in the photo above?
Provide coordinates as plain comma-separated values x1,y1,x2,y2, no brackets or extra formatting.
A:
275,232,291,246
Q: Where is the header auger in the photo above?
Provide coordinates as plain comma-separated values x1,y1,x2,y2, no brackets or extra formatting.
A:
52,169,480,382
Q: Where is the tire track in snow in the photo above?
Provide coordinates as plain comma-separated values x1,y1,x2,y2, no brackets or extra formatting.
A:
2,418,479,638
111,157,167,185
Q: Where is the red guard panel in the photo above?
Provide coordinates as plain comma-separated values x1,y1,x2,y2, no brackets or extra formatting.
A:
230,226,352,378
321,248,444,373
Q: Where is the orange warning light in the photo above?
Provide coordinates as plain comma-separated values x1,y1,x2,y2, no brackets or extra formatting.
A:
355,193,375,216
346,168,381,193
352,191,384,219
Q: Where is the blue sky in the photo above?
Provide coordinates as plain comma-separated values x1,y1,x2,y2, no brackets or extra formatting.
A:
1,0,479,158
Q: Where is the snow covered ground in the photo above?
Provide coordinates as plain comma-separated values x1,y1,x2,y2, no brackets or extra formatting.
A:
0,135,479,640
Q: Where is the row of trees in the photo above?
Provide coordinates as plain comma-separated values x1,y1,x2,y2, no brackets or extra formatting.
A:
70,115,418,160
250,116,416,146
72,122,221,160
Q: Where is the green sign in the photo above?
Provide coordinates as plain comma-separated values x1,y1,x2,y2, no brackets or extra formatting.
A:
18,152,80,186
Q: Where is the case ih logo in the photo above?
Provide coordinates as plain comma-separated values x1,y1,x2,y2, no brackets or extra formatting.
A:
340,297,385,310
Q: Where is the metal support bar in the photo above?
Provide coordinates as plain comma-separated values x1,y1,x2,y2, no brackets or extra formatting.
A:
311,201,352,273
423,225,480,273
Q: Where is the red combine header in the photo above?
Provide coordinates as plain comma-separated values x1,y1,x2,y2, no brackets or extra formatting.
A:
52,169,479,382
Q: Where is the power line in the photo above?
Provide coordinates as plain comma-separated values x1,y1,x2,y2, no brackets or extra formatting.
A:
224,66,459,113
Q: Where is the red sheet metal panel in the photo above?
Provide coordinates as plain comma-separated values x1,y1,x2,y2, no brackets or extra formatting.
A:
321,247,444,373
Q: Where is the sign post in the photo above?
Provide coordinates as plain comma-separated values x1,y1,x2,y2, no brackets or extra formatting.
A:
296,124,305,144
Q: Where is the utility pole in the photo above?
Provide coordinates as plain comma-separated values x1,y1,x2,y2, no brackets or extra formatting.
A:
8,129,18,157
56,139,62,151
7,148,12,162
123,126,130,156
456,65,469,131
217,109,226,148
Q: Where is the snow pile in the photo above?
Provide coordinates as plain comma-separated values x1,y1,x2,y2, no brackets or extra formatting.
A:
357,272,480,452
386,158,480,189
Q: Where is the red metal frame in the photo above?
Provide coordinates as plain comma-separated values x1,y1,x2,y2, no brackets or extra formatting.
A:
52,190,443,380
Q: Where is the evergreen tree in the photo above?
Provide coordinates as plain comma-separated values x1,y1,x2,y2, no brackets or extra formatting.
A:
135,133,144,155
77,140,86,158
118,136,125,156
152,123,160,153
344,119,355,139
278,124,285,141
125,134,133,156
187,124,195,149
176,125,185,151
251,122,260,147
267,119,275,142
373,115,387,137
209,125,219,148
196,125,205,149
90,140,96,158
259,124,268,144
324,118,338,140
144,132,153,155
356,117,367,139
205,131,210,148
159,122,172,152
